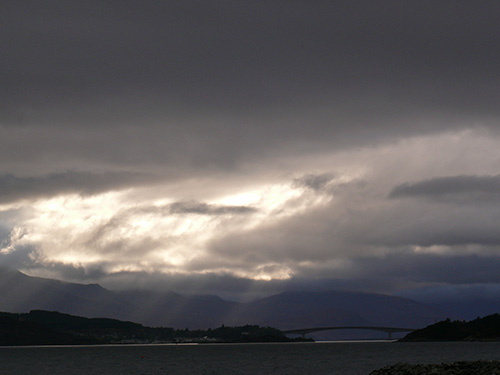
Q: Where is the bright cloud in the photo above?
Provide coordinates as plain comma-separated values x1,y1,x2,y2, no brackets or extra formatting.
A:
2,128,499,288
0,175,338,278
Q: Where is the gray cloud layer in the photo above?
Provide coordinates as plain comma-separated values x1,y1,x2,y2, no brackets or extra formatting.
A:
3,1,500,297
389,175,500,202
0,171,155,203
4,1,499,115
168,201,257,216
3,1,500,178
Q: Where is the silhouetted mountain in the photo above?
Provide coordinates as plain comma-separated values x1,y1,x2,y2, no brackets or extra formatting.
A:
0,268,447,339
0,267,123,318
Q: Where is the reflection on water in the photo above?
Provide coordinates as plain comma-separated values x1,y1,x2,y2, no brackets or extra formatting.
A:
1,341,500,375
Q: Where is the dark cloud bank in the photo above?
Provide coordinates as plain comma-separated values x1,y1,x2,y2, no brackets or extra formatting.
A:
0,171,156,204
390,175,500,202
2,1,500,300
3,1,500,176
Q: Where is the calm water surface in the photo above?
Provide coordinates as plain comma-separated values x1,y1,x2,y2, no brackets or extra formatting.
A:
1,341,500,375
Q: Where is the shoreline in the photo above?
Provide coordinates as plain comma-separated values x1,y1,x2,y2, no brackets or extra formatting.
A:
370,360,500,375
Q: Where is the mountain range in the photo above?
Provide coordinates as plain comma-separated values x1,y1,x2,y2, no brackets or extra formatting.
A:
0,267,488,339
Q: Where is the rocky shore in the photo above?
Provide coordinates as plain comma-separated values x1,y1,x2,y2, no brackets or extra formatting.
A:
369,360,500,375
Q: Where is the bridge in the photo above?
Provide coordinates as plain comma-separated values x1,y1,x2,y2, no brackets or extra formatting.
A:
283,326,416,340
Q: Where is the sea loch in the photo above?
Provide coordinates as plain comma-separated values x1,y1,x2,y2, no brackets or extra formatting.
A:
2,341,500,375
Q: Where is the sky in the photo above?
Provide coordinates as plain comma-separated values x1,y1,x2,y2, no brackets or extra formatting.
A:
2,1,500,300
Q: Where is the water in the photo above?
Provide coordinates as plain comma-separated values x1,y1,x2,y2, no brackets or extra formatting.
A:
1,341,500,375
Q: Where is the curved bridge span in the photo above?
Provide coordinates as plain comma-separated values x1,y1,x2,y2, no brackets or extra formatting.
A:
283,326,416,340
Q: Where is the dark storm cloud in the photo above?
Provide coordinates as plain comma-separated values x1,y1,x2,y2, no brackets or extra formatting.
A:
0,226,12,248
0,171,155,204
4,0,500,295
389,174,500,202
0,243,40,270
121,201,257,218
3,1,500,133
168,201,257,215
2,0,500,188
293,173,335,192
281,251,500,293
293,173,363,196
342,201,500,248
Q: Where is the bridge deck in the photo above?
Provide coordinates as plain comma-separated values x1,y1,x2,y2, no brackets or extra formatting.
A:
283,326,416,339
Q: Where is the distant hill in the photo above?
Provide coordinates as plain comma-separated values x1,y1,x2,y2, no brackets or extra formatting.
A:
0,268,447,339
0,310,296,345
233,290,440,328
225,290,444,340
0,313,96,346
400,313,500,341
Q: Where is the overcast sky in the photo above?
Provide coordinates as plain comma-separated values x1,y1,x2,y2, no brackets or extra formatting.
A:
2,1,500,299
